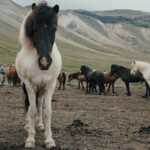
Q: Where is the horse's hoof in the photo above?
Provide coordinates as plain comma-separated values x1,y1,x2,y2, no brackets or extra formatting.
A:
25,140,35,148
45,140,55,148
126,93,131,96
37,124,45,131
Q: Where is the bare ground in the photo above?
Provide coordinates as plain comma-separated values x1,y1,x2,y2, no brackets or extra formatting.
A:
1,85,150,150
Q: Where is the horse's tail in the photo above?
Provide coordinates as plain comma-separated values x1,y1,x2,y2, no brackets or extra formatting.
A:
23,83,39,111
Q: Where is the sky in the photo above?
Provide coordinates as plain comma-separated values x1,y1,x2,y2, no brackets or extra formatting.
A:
12,0,150,12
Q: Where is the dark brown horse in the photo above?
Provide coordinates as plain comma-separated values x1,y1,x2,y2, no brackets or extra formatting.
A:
5,66,20,87
68,72,86,89
103,72,120,94
110,64,150,96
58,72,66,90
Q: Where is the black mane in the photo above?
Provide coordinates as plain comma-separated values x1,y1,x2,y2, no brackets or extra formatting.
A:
80,65,92,75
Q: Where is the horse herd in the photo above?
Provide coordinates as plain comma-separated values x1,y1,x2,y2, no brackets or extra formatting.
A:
59,64,150,98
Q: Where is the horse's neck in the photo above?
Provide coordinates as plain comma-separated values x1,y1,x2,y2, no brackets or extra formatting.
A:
118,67,129,76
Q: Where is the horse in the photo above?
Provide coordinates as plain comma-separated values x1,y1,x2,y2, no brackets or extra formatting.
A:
110,64,149,96
131,61,150,97
15,2,61,148
80,65,105,95
58,72,66,90
5,66,20,87
68,72,86,89
103,72,120,94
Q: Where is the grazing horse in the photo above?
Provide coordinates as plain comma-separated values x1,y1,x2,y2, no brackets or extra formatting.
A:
5,66,20,87
110,64,149,96
58,72,66,90
80,65,105,95
103,72,120,94
131,61,150,97
68,72,86,89
15,2,61,148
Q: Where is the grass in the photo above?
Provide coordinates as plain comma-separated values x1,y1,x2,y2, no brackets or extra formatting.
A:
0,33,19,66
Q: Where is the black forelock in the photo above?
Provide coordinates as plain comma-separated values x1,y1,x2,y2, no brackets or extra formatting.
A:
25,3,57,40
33,5,56,23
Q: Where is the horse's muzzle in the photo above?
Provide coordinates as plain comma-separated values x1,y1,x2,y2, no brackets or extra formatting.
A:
39,57,52,70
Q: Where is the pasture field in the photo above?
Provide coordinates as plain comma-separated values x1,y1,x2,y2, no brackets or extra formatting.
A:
1,83,150,150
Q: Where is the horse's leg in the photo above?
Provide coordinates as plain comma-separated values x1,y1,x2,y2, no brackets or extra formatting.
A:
36,96,44,131
103,84,106,95
101,82,106,95
146,81,150,98
44,83,56,148
98,83,101,95
143,82,149,98
63,79,65,90
94,83,97,92
81,81,84,90
107,83,111,93
25,84,36,148
86,81,89,93
89,82,92,93
58,80,61,90
78,80,80,89
125,81,131,96
112,83,116,94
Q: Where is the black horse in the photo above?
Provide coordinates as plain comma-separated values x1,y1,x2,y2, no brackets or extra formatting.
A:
80,65,105,95
68,72,85,89
110,64,150,96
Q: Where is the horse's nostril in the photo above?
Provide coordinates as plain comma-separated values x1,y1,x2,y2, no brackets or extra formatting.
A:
41,61,48,68
40,57,48,68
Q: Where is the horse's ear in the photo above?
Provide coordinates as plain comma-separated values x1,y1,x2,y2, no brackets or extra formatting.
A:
32,3,36,10
53,5,59,13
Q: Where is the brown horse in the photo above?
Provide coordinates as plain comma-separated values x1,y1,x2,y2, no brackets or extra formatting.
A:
103,72,120,94
5,66,20,87
68,72,86,89
58,72,66,90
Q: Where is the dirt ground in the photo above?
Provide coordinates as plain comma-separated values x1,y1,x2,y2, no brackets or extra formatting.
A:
1,84,150,150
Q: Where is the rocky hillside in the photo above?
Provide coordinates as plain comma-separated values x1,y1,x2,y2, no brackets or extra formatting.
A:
58,10,150,54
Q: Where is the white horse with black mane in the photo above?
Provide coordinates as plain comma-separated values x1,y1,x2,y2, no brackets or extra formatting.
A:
131,61,150,86
15,2,62,148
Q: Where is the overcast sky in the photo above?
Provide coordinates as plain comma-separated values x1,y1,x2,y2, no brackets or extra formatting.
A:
12,0,150,12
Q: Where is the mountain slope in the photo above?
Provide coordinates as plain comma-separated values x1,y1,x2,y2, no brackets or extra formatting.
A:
56,10,150,72
1,1,150,73
0,0,27,65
